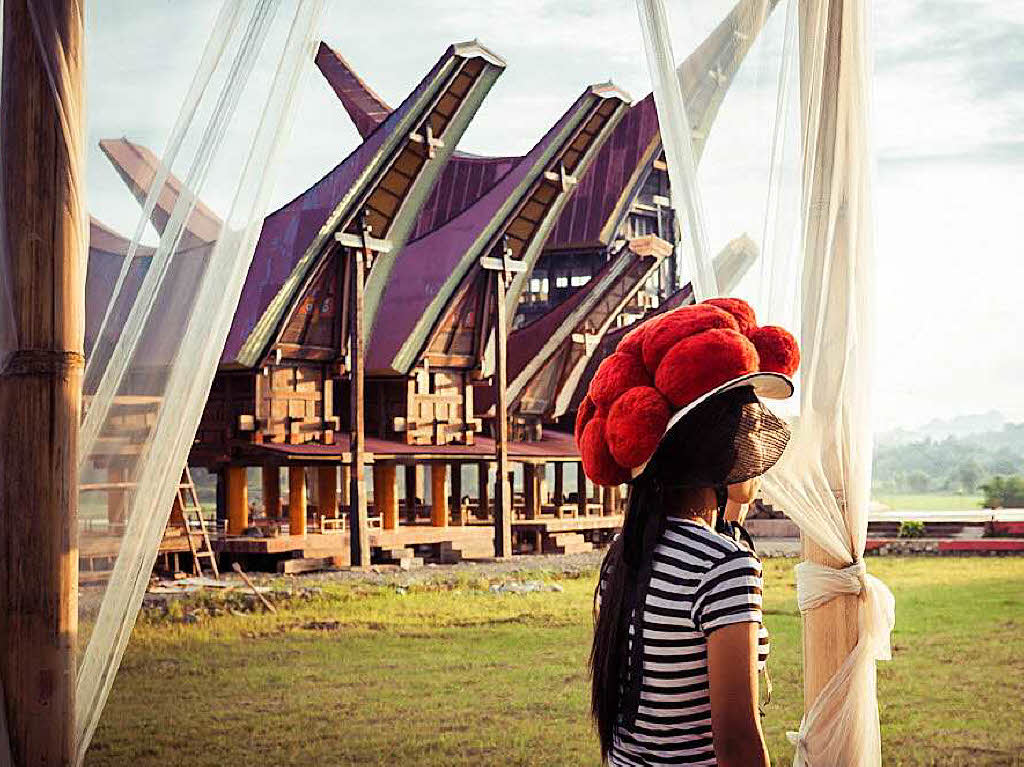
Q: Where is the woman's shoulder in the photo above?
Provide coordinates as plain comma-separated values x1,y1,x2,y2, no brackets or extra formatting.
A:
663,519,756,569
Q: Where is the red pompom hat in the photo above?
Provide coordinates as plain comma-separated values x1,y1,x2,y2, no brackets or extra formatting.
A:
576,297,799,486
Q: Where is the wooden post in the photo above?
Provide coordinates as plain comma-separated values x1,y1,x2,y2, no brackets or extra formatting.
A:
403,464,419,524
340,464,351,507
577,462,587,517
262,465,281,519
347,228,370,568
0,2,85,756
430,463,448,527
602,485,615,516
226,466,249,535
490,261,514,557
288,466,306,537
553,462,564,509
523,463,541,520
317,466,338,520
375,462,398,530
450,463,464,526
476,462,490,521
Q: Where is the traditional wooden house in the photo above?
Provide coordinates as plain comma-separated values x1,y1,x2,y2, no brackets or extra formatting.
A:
321,0,779,327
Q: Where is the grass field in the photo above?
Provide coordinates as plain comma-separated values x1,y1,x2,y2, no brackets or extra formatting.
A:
85,557,1024,766
873,493,985,511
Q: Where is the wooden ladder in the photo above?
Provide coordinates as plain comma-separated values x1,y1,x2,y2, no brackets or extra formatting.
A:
177,467,219,579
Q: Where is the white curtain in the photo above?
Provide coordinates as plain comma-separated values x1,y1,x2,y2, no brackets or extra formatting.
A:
638,0,894,765
75,1,325,762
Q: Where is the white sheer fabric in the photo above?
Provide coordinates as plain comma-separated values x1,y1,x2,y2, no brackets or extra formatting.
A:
638,0,893,765
75,1,324,761
636,0,718,301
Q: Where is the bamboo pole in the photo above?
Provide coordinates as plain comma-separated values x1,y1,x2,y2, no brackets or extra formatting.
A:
798,0,860,709
0,1,84,762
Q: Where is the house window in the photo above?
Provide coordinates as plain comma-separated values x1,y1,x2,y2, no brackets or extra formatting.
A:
570,274,591,287
555,275,569,288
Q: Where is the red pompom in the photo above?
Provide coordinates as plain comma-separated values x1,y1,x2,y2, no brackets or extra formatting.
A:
574,395,597,445
617,322,648,359
655,328,760,409
580,416,630,486
606,386,671,469
641,304,738,373
750,325,800,376
702,297,757,336
589,352,652,409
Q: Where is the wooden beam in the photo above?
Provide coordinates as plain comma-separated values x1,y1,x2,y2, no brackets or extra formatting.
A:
0,1,84,761
430,463,448,527
226,466,249,535
288,466,306,536
317,466,338,519
376,462,398,530
262,465,281,519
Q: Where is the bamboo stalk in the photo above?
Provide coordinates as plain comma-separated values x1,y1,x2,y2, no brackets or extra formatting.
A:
0,1,85,763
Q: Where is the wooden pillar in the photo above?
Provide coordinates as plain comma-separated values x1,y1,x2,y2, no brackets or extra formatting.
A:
476,462,490,520
288,466,306,537
577,462,587,517
450,464,464,526
404,464,420,524
602,485,616,517
262,465,281,519
430,463,448,527
317,466,338,519
107,465,127,528
523,463,542,520
339,464,351,507
348,236,370,568
226,466,249,535
374,462,397,530
0,2,84,760
492,268,512,557
553,462,564,511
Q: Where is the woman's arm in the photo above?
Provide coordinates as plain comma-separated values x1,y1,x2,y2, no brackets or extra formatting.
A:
707,621,770,767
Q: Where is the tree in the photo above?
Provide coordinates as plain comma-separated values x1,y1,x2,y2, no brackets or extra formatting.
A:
980,475,1024,509
907,470,930,493
955,460,982,493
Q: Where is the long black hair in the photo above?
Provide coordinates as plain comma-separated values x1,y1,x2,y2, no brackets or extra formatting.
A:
588,386,789,759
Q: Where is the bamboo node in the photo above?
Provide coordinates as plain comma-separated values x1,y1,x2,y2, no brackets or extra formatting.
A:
1,350,85,378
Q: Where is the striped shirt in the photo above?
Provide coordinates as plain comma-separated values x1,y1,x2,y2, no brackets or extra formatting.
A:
608,518,768,767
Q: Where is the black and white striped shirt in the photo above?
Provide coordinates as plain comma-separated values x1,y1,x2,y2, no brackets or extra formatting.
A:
609,518,768,767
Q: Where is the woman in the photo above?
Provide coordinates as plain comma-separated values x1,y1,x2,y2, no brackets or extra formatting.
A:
575,297,799,766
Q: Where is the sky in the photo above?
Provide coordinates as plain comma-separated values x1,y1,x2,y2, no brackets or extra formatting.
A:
80,0,1024,432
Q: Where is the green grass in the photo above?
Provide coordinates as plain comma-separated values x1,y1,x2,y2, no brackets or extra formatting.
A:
85,558,1024,766
874,493,985,511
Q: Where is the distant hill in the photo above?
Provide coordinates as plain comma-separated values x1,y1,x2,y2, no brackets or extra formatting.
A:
873,416,1024,494
878,411,1006,446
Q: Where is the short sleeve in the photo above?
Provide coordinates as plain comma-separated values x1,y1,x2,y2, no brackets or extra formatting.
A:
692,550,763,635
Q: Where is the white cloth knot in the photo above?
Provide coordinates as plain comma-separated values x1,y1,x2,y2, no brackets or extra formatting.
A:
794,558,867,613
